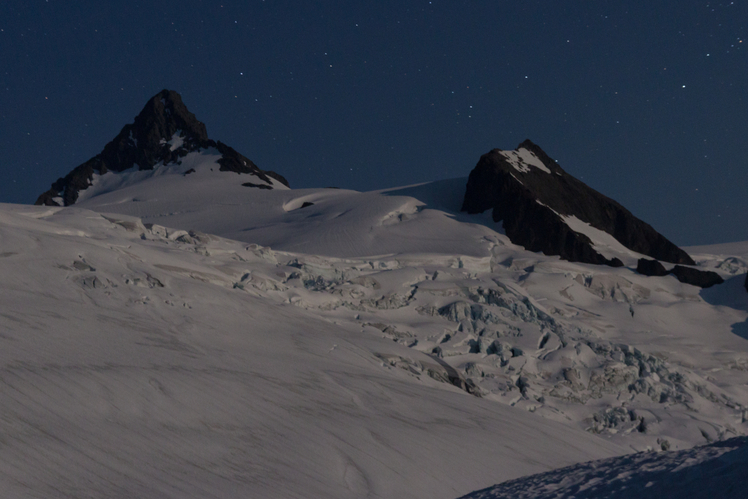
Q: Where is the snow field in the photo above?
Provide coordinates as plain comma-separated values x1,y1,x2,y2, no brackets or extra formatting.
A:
0,204,626,499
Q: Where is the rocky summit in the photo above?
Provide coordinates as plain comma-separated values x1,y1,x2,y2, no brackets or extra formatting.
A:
35,89,288,207
461,140,695,267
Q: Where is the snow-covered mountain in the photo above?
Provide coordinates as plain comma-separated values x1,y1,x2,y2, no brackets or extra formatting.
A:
7,91,748,498
35,89,288,207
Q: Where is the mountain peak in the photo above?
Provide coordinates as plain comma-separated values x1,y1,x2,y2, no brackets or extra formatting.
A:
35,90,287,206
516,139,557,168
462,141,695,266
132,89,209,147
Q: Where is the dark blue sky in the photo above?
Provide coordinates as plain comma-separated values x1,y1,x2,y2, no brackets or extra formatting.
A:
1,1,745,246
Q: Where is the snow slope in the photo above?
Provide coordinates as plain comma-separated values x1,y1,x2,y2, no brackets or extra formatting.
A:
0,204,626,499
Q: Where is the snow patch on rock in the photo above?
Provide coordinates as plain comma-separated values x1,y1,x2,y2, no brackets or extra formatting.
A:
499,148,551,174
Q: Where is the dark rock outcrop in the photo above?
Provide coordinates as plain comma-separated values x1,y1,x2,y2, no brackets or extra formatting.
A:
669,265,724,289
462,140,694,267
745,273,748,293
637,258,669,277
242,182,273,190
637,258,724,288
36,89,288,206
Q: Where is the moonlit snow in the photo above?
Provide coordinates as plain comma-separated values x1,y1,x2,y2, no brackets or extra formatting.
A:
3,150,748,498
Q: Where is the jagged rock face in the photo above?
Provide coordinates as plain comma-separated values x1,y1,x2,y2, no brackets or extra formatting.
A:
462,140,695,266
36,89,288,206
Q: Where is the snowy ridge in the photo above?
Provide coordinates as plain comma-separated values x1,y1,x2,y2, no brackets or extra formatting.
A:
76,177,500,258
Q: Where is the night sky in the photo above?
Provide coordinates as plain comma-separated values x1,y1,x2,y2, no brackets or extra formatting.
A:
1,1,746,246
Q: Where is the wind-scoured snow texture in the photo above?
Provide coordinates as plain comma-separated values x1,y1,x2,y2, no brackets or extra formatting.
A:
461,140,695,267
457,436,748,499
0,203,630,499
35,89,287,207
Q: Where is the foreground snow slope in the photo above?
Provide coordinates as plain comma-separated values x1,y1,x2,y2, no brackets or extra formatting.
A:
0,204,626,499
459,436,748,499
